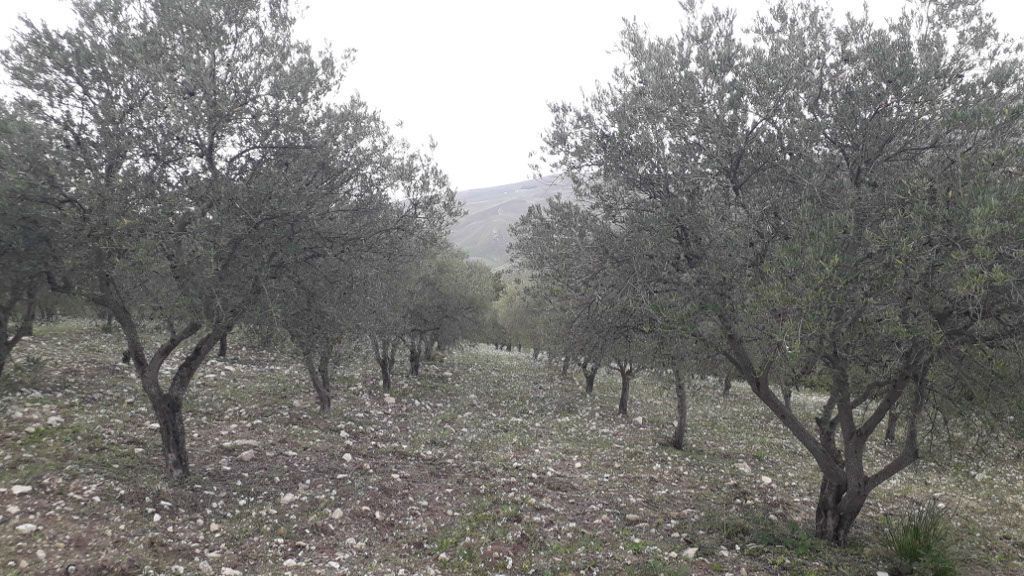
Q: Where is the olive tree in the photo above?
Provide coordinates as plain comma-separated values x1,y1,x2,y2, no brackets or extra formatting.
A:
540,0,1024,544
0,102,60,380
4,0,376,478
267,115,459,411
511,196,659,413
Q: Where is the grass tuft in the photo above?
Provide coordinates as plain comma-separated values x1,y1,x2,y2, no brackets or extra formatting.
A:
882,500,958,576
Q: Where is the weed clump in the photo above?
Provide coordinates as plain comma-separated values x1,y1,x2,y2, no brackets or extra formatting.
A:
882,500,958,576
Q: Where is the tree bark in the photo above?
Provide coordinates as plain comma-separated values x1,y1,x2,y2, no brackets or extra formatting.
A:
150,392,189,479
616,362,632,416
217,333,228,358
380,357,393,391
0,290,37,382
782,385,793,411
884,409,898,444
672,366,688,449
583,363,598,396
303,351,332,413
370,335,396,392
814,477,867,545
409,342,421,376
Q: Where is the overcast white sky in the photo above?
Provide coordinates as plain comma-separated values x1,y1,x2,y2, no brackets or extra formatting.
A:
2,0,1022,190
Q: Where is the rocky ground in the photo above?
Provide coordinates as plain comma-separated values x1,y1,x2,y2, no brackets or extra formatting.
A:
1,321,1022,575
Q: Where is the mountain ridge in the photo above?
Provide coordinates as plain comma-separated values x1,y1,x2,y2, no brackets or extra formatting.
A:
448,174,574,268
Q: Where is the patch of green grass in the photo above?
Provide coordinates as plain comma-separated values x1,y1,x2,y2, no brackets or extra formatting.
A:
882,500,958,576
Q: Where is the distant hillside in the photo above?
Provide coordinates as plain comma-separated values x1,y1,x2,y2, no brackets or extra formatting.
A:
449,175,574,268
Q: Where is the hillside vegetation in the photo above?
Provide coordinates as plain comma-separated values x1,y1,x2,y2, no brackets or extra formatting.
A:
449,176,573,267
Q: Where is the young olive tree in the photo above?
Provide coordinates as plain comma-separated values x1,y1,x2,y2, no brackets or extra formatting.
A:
511,196,658,413
266,111,459,411
541,0,1024,544
405,249,497,375
3,0,376,478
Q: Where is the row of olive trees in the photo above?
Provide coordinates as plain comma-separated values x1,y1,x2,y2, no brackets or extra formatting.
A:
0,0,493,479
510,0,1024,545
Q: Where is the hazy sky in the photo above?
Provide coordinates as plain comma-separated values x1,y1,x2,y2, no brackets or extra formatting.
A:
2,0,1022,191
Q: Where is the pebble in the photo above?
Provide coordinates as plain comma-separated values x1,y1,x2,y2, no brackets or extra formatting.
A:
15,523,37,534
682,547,698,559
198,561,213,575
280,493,297,505
238,450,256,462
735,462,752,475
11,485,32,495
221,569,242,576
330,508,343,520
342,453,353,463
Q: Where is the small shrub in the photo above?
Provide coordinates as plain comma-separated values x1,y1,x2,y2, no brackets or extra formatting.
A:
882,500,958,576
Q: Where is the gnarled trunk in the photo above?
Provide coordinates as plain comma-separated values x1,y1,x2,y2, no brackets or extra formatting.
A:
814,477,867,545
150,392,189,479
671,366,688,449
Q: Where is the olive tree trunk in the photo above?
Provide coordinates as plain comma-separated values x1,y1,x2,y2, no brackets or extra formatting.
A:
132,321,228,480
370,335,397,392
614,361,633,416
0,289,37,382
302,348,333,413
409,340,422,376
582,362,599,396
